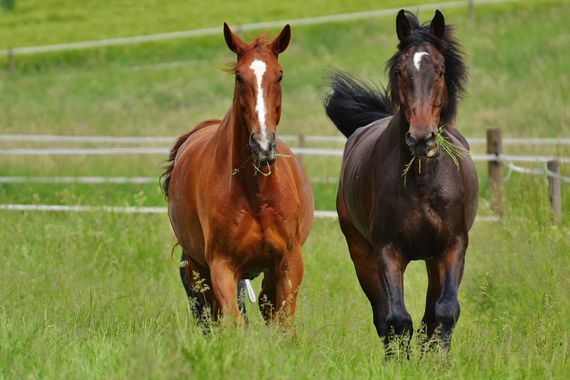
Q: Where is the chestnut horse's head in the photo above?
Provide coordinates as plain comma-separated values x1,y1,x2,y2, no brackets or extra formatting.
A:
388,10,467,158
224,23,291,164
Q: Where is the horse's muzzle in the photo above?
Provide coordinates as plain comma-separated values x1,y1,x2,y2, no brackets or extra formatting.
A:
249,132,276,164
405,131,439,158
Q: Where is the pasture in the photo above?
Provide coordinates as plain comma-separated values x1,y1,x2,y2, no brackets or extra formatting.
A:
1,0,569,378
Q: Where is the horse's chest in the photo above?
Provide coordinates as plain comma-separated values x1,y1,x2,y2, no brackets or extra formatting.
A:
377,187,456,257
214,205,292,256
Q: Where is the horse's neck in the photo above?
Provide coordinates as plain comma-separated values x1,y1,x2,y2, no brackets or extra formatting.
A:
387,111,414,160
214,104,251,172
214,103,273,194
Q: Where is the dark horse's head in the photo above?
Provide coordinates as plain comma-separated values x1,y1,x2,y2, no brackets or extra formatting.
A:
223,23,291,164
387,10,467,158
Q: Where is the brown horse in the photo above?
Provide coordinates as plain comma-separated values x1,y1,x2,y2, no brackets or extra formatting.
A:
161,24,313,325
324,10,478,350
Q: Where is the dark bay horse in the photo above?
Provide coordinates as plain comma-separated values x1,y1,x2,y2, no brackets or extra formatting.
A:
162,24,313,325
324,10,478,349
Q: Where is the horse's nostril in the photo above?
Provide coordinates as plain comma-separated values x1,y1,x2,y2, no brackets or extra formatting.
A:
405,132,417,147
425,132,437,148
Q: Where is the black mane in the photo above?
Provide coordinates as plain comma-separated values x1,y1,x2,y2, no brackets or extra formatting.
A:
386,11,468,126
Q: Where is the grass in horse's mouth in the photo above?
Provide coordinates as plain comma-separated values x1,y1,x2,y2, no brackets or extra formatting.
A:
252,153,292,177
402,128,467,186
435,128,467,170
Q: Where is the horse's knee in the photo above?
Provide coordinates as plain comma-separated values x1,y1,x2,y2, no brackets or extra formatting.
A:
435,298,460,332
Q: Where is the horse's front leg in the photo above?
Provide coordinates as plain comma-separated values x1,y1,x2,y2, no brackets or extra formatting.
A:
377,244,413,348
422,235,466,348
261,249,304,326
209,258,244,325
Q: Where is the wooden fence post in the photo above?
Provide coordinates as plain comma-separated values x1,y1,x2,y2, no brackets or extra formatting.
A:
7,48,15,74
467,0,475,20
487,128,503,214
297,133,305,166
547,160,561,221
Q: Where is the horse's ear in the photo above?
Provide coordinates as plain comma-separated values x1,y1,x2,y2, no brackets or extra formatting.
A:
396,10,411,41
271,24,291,55
223,22,246,55
430,10,445,39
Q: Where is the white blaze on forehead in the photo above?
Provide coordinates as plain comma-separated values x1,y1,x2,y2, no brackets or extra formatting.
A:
413,51,430,71
249,59,270,150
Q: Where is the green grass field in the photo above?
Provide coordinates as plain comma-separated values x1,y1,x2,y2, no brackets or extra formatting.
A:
1,0,570,378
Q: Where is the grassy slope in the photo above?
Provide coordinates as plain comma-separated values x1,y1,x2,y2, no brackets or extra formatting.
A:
0,0,568,137
0,0,428,48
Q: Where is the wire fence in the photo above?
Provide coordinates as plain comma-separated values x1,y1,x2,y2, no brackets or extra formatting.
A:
1,129,568,218
2,133,570,145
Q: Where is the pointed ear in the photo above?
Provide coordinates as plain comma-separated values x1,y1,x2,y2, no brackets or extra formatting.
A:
271,24,291,55
396,10,411,41
430,10,445,39
223,22,246,55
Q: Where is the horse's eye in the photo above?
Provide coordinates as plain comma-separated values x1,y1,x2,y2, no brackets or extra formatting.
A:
396,69,403,79
235,74,243,83
277,73,283,83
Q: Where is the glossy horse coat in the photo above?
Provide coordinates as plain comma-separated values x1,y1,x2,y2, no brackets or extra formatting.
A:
162,24,313,325
324,10,478,349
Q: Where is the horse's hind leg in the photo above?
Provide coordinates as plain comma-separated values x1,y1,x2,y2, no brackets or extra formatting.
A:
421,236,466,349
237,279,248,321
258,271,277,322
179,252,213,325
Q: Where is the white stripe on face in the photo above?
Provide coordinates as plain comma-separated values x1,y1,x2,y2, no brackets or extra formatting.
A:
249,59,269,150
413,51,430,71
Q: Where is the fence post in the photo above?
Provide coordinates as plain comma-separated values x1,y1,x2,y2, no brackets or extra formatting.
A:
297,133,305,166
487,128,503,214
547,160,561,221
7,48,15,74
467,0,474,20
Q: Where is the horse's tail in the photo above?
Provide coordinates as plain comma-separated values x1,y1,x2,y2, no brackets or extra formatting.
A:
323,71,395,138
160,119,220,197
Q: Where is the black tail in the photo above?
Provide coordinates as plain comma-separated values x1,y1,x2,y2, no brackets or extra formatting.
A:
323,71,394,138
